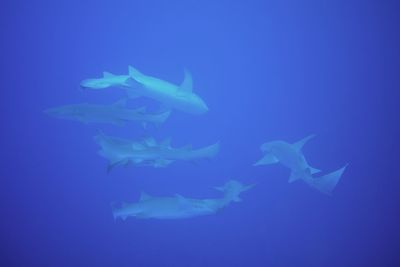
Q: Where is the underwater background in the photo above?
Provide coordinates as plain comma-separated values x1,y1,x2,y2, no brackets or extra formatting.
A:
1,0,399,266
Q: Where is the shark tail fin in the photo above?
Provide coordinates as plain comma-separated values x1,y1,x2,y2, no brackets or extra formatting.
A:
307,164,348,195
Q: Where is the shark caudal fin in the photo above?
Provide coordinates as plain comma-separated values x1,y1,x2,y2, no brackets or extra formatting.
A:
111,202,128,221
307,164,348,195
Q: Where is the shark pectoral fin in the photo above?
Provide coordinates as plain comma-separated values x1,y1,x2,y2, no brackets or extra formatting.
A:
160,138,171,148
293,134,316,151
103,71,115,78
214,186,224,192
154,159,174,168
132,143,146,150
107,159,126,173
233,196,242,202
133,106,147,113
126,88,141,99
180,69,193,92
118,215,128,221
309,166,321,174
112,98,128,107
288,171,302,183
253,153,279,166
143,137,157,147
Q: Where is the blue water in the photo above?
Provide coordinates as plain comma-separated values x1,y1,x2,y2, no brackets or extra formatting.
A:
1,0,399,266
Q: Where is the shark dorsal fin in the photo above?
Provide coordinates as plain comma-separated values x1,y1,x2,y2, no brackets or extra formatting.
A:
180,144,192,151
112,98,127,107
140,192,151,201
214,186,224,192
175,194,189,204
293,134,316,151
103,71,114,78
179,69,193,92
128,66,145,79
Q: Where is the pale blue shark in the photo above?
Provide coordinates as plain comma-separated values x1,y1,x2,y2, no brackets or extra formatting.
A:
44,99,170,127
254,135,347,195
80,70,131,90
126,66,209,115
112,180,254,220
95,133,220,171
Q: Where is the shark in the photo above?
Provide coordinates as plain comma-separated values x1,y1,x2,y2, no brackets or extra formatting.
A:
80,70,131,90
112,180,254,220
44,99,171,127
125,66,209,115
254,135,347,195
94,133,220,171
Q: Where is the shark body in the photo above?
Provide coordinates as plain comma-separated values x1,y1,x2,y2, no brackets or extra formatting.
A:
112,180,254,220
126,66,209,115
44,99,170,127
254,135,347,195
95,133,219,171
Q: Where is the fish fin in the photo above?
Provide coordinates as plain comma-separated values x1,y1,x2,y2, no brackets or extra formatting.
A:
133,106,147,113
175,194,190,206
128,65,145,79
180,144,192,151
140,192,151,201
107,159,128,173
293,134,316,151
180,68,193,92
142,122,147,129
307,164,348,195
133,158,144,164
160,138,171,148
288,171,302,183
132,143,146,150
126,88,141,99
253,153,279,166
233,196,242,202
143,137,157,147
103,71,114,77
112,98,127,107
154,159,174,168
309,166,321,174
214,186,224,192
